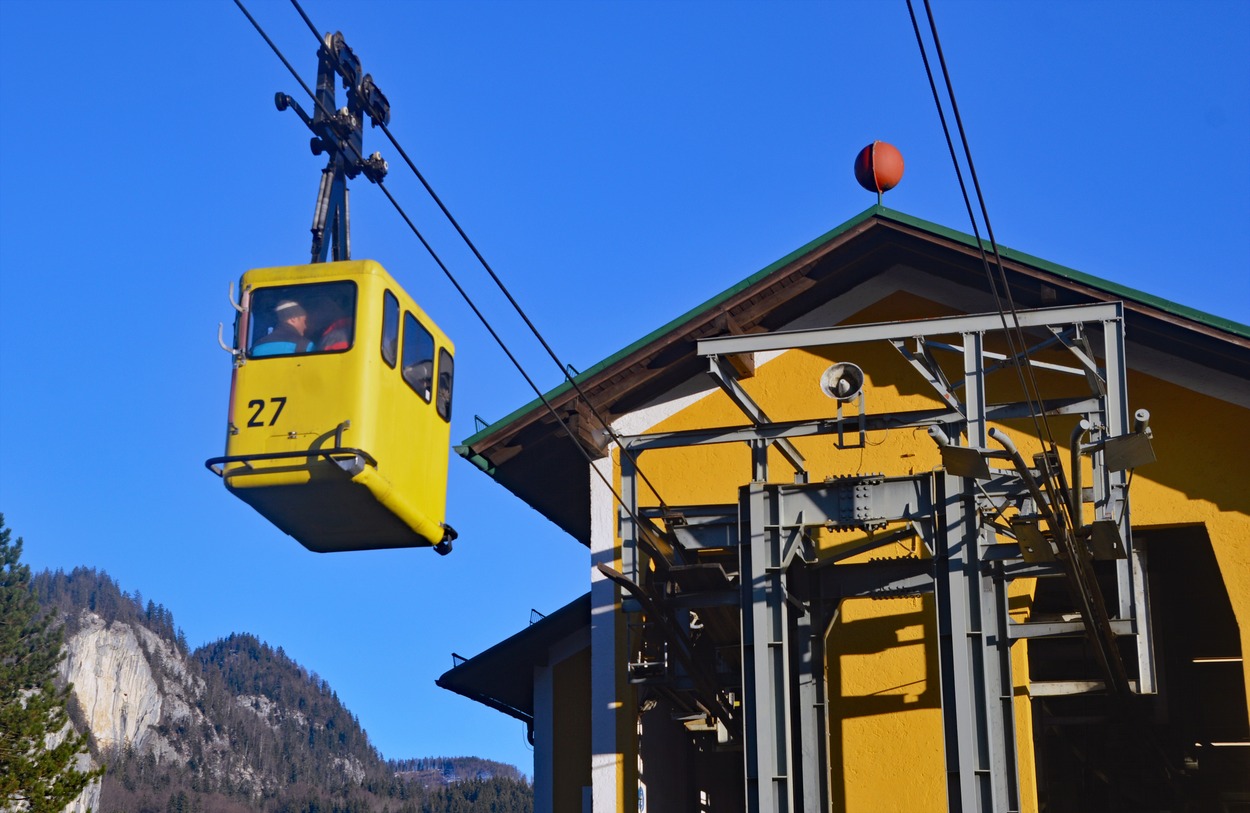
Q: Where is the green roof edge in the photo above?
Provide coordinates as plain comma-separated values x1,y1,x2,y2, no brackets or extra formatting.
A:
457,205,1249,453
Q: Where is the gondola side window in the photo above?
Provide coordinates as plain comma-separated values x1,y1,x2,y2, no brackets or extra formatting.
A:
401,312,435,403
436,348,454,422
381,290,399,368
249,282,357,358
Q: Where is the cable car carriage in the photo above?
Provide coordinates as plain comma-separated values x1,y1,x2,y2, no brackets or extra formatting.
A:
206,260,457,554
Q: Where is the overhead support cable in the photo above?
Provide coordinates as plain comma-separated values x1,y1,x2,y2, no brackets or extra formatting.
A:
905,1,1154,711
285,0,673,515
905,0,1076,534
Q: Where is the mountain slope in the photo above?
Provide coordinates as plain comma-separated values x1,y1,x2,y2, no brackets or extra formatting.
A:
32,567,530,813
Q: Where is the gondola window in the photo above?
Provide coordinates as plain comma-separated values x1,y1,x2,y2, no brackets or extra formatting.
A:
402,312,436,402
248,282,357,358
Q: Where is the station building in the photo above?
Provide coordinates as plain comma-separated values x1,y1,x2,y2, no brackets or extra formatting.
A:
439,206,1250,812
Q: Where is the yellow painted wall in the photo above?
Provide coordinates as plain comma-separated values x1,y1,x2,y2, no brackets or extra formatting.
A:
553,648,592,813
620,290,1247,810
1120,368,1250,714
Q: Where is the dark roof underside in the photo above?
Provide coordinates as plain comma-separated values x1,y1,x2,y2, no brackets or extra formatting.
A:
435,593,590,724
456,206,1250,546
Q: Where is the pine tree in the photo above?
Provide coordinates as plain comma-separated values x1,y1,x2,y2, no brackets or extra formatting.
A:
0,515,102,811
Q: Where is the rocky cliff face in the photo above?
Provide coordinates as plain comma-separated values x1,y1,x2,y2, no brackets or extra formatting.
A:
52,608,377,811
31,568,531,813
56,611,229,811
62,614,166,753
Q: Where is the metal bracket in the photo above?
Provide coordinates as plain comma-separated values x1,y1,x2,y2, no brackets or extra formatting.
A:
891,337,964,414
275,31,391,263
706,354,806,476
1049,322,1107,396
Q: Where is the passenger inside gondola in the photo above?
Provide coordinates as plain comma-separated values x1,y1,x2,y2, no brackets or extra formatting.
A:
318,308,352,351
248,282,356,358
252,299,313,356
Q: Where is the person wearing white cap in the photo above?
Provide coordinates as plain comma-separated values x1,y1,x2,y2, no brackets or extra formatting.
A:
252,299,314,356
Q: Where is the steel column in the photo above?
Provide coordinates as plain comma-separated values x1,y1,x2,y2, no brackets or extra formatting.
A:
741,483,795,813
935,471,987,811
795,588,829,813
1100,314,1156,693
930,333,1019,812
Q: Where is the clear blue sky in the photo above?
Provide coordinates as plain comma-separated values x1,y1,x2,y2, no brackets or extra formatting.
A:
1,0,1247,776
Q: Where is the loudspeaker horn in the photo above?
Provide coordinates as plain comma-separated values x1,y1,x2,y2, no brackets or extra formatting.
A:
819,362,865,402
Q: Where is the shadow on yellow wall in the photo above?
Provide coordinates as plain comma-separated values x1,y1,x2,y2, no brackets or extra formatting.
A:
825,595,942,812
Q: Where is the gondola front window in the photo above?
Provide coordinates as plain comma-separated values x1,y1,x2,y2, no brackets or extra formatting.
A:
249,282,357,358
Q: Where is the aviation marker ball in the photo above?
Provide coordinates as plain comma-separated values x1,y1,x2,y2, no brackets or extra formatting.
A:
854,141,905,194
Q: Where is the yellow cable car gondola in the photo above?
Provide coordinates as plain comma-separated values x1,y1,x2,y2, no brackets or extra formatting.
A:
209,30,457,553
207,259,457,554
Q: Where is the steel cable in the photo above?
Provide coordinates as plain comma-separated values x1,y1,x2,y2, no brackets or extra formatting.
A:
906,0,1076,534
286,0,674,514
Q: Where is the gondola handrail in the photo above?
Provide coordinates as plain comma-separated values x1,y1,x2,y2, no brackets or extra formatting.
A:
204,446,378,477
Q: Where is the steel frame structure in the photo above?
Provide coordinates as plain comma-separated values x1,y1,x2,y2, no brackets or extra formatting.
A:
610,303,1155,813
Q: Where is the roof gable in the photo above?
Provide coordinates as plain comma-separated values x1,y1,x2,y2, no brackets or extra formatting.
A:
457,207,1250,545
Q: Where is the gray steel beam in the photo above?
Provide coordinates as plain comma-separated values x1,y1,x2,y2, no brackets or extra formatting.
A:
815,525,920,567
667,513,739,551
981,547,1021,810
765,476,934,530
964,333,987,449
925,332,1088,381
891,338,966,414
620,454,641,583
934,472,1020,813
619,398,1101,453
935,470,982,812
1028,680,1139,697
708,355,807,475
698,303,1123,357
794,596,828,813
1008,619,1136,640
929,332,1019,813
818,557,935,600
1048,325,1107,395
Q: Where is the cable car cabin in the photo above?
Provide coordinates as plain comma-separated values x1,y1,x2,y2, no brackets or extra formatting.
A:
207,260,456,554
